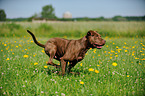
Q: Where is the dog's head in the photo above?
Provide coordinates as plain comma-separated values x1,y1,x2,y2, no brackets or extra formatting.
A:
86,30,106,49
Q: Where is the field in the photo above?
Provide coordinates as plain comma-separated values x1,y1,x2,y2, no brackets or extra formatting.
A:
0,21,145,96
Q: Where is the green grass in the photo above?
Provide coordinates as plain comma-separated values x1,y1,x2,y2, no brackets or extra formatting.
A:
0,21,145,38
0,36,145,96
0,21,145,95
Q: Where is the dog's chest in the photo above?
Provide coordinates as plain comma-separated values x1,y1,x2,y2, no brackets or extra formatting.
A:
78,48,88,59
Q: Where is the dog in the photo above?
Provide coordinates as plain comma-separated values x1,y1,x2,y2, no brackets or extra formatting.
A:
27,30,106,76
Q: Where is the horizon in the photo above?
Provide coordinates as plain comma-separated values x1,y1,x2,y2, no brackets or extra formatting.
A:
0,0,145,19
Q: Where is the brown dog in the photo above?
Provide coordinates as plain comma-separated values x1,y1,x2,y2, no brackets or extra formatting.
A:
27,30,106,75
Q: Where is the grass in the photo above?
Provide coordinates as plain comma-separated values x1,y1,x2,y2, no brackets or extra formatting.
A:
0,21,145,95
0,21,145,38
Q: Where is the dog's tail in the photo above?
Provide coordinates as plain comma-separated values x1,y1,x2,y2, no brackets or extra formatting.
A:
27,30,45,48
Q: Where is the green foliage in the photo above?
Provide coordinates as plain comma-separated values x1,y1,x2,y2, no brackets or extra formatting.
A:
0,9,6,21
112,16,127,21
41,5,56,19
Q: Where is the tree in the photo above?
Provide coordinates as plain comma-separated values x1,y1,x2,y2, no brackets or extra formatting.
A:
0,9,6,21
112,16,126,21
41,5,56,19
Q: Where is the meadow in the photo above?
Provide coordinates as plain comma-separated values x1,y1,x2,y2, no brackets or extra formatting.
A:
0,21,145,96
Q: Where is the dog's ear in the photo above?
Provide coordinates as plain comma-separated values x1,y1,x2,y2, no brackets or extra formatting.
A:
87,31,92,36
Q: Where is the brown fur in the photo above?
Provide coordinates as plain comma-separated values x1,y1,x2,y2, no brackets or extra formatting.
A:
27,30,106,75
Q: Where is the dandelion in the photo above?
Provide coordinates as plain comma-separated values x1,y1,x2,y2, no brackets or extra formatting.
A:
42,50,45,53
110,57,112,59
141,53,144,56
95,70,99,73
23,55,28,58
111,50,115,53
93,49,96,53
135,57,139,60
127,75,129,77
4,44,7,46
44,66,48,68
80,81,84,84
97,65,100,66
34,62,38,65
132,46,135,48
16,46,18,48
1,50,3,52
112,62,117,66
125,50,127,52
115,55,118,57
89,68,94,71
80,63,83,66
6,58,10,61
140,51,143,52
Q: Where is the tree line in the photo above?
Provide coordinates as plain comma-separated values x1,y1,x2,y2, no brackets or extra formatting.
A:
0,5,145,22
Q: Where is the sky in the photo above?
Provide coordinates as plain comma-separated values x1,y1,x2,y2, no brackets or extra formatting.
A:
0,0,145,18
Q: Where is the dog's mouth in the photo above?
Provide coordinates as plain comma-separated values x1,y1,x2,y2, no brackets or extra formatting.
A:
93,43,104,49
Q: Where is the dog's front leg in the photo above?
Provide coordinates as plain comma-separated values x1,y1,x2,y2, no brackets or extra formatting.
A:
60,59,67,76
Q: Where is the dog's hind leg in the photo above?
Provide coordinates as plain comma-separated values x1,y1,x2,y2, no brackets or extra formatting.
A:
45,44,60,68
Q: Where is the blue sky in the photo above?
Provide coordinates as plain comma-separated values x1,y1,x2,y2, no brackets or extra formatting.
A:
0,0,145,18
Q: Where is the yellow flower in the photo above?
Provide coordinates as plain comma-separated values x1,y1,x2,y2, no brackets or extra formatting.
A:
80,63,83,66
1,50,3,52
97,65,100,66
140,58,145,60
16,46,18,48
132,46,135,48
44,66,48,68
93,49,96,53
111,50,115,53
34,62,38,65
125,50,127,52
23,55,28,58
4,44,7,46
135,57,139,59
6,58,10,61
89,68,94,71
116,46,119,48
95,70,99,73
127,75,129,77
110,57,112,59
112,62,117,66
80,81,84,84
141,53,144,56
115,55,118,57
42,50,45,53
